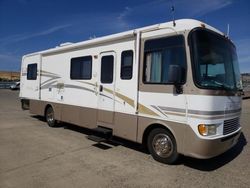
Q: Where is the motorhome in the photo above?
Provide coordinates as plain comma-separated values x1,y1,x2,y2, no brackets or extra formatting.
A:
20,19,242,164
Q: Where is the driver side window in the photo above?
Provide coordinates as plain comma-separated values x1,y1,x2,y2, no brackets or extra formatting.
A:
143,35,187,84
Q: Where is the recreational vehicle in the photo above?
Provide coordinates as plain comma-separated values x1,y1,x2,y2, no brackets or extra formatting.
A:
20,19,242,164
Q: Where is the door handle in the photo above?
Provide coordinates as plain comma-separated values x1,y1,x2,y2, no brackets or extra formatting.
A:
99,85,103,92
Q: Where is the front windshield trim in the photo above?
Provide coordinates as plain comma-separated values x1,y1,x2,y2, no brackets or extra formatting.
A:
188,27,241,91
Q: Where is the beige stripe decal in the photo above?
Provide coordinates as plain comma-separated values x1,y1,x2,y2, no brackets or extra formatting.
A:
77,81,96,87
41,70,60,77
103,87,135,108
151,105,168,117
138,104,159,116
115,92,135,108
188,112,241,120
103,87,159,116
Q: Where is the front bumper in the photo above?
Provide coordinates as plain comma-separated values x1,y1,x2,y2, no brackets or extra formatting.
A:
183,128,241,159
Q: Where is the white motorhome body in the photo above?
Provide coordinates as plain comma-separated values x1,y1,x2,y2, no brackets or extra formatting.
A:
20,19,242,164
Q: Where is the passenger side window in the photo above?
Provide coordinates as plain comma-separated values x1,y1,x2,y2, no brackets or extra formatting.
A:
101,55,114,83
143,35,186,84
70,56,92,80
121,50,133,80
27,63,37,80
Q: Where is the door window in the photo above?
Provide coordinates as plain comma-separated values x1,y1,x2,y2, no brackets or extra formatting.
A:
101,55,114,84
27,63,37,80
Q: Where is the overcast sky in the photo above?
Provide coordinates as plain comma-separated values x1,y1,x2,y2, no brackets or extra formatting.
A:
0,0,249,72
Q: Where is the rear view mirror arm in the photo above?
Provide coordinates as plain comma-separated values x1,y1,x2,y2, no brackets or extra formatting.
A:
175,85,183,94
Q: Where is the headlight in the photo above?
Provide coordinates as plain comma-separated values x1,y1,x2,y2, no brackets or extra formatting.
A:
198,124,217,136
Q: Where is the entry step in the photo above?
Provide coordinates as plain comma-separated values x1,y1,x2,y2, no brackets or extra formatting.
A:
87,135,106,143
87,126,113,142
92,126,112,139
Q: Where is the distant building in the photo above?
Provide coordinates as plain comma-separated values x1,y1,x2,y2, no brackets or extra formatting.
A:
0,71,20,81
242,74,250,91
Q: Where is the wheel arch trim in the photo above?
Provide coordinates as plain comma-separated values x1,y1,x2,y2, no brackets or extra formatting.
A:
138,117,187,154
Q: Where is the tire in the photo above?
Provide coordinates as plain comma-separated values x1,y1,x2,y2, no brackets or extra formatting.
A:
147,128,179,164
21,100,29,110
45,106,57,127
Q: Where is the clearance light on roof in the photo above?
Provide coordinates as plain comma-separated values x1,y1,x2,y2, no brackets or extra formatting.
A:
201,23,206,28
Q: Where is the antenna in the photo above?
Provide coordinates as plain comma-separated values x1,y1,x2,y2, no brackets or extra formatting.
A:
89,35,96,40
227,24,230,37
171,0,176,27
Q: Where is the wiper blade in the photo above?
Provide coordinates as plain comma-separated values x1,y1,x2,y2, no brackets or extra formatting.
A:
210,80,224,87
213,81,233,90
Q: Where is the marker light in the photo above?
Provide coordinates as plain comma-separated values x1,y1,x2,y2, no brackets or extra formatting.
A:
198,124,217,136
201,23,206,28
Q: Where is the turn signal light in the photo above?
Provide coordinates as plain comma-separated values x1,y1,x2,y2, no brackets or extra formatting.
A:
198,124,207,136
198,124,217,136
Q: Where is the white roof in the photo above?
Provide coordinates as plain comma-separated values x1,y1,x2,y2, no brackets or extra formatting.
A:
24,19,224,57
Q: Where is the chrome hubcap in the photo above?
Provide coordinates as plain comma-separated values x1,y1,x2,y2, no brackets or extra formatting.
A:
152,133,173,158
46,109,54,124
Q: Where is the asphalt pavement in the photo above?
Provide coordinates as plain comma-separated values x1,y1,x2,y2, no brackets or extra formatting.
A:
0,89,249,188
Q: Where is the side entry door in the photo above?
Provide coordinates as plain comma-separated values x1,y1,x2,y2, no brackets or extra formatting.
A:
21,55,41,100
97,52,116,128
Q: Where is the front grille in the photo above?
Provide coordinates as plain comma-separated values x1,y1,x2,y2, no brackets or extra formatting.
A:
223,117,240,135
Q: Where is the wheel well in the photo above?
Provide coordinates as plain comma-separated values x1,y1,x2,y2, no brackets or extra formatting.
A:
142,124,174,147
44,104,52,117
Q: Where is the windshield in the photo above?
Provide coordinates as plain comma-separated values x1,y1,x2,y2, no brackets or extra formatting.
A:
190,29,242,91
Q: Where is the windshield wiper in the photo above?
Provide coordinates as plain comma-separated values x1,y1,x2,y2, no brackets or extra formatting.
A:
210,80,233,90
210,80,224,87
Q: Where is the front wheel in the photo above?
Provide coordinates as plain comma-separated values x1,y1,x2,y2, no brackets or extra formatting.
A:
45,106,57,127
147,128,179,164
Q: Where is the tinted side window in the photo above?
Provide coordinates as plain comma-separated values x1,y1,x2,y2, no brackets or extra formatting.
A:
27,63,37,80
143,35,186,84
121,50,133,80
71,56,92,80
101,55,114,83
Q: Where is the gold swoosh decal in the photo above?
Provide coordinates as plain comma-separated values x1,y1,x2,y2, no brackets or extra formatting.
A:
39,71,159,117
77,81,96,87
115,92,135,108
41,70,60,77
103,87,134,108
103,87,159,117
138,104,159,116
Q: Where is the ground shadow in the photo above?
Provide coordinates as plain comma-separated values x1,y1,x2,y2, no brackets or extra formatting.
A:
31,115,67,128
31,115,46,122
63,123,147,153
64,123,247,171
30,116,247,171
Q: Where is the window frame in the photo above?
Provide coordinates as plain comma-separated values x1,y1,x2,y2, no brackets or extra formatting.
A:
70,56,92,80
120,50,134,80
27,63,38,80
142,35,187,85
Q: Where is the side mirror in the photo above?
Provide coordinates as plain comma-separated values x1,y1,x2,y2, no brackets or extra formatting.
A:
168,65,182,85
168,65,183,94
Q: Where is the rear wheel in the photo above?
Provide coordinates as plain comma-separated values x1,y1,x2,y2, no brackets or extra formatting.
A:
147,128,179,164
45,106,57,127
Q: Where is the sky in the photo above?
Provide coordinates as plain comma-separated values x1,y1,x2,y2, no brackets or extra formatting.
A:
0,0,249,72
